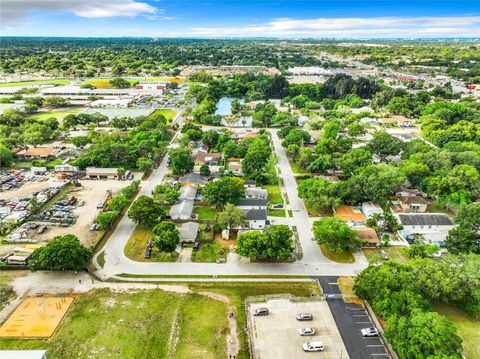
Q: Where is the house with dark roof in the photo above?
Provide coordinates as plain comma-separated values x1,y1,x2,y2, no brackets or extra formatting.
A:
238,198,267,210
245,209,268,229
395,213,455,247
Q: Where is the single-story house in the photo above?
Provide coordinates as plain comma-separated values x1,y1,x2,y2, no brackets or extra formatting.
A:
170,199,194,220
193,151,222,165
179,173,207,187
245,187,268,199
391,196,428,213
227,162,242,175
355,227,380,247
395,213,455,247
245,209,268,229
381,115,415,127
244,180,256,188
361,202,383,219
86,167,127,179
23,147,56,159
334,205,367,226
395,187,422,197
179,221,199,243
179,185,197,201
238,198,267,210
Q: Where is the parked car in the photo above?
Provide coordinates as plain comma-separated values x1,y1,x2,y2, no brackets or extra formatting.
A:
302,341,324,352
90,223,99,231
271,203,284,209
296,313,313,321
193,242,200,251
144,248,152,259
253,308,269,316
299,327,315,336
361,327,379,337
36,225,47,234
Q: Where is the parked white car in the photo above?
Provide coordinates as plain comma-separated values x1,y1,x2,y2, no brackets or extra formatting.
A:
299,327,315,336
361,327,379,337
302,341,324,352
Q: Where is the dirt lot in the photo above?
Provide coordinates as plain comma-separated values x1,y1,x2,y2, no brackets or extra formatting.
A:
33,179,127,246
248,298,349,359
0,175,60,201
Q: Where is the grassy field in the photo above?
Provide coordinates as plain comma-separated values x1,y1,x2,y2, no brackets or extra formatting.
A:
187,281,321,359
194,206,216,220
82,78,138,88
191,243,227,263
0,271,24,311
28,107,85,122
124,226,179,262
263,184,283,204
320,244,355,263
149,108,178,121
268,209,286,217
0,79,71,87
362,246,409,264
433,302,480,359
0,288,228,359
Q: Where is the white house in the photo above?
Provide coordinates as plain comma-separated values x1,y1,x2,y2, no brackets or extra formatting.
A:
244,187,268,199
54,164,79,173
179,222,199,243
245,209,268,229
395,213,455,247
169,200,194,220
179,185,197,201
361,202,383,219
238,198,267,210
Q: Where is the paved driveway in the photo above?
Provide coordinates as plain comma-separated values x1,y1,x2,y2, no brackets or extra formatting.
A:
315,277,391,359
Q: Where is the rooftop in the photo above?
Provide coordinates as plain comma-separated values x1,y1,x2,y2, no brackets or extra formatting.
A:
397,213,454,226
238,198,267,206
23,147,55,157
334,205,367,222
245,209,268,221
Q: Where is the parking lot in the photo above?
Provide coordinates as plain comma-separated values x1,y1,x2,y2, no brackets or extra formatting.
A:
315,277,391,359
247,298,349,359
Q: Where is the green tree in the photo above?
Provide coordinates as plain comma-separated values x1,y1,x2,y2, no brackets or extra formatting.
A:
445,227,480,255
153,185,180,205
28,234,92,271
136,157,153,174
0,145,14,166
70,136,90,149
95,211,119,230
385,310,462,359
169,147,194,175
153,221,180,252
454,203,480,231
109,78,131,88
236,225,293,260
218,203,247,230
297,177,341,213
128,195,165,228
203,177,244,209
313,217,362,252
369,131,404,160
200,164,210,176
336,147,372,176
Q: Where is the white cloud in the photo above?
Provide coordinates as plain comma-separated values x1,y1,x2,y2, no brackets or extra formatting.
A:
1,0,158,28
189,16,480,38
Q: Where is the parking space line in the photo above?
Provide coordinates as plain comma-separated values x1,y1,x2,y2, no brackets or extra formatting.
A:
367,345,386,347
355,321,373,324
353,314,368,317
370,354,389,356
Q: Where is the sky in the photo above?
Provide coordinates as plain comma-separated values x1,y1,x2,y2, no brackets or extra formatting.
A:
1,0,480,38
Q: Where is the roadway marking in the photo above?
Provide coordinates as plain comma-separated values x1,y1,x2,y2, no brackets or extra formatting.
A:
367,345,386,347
353,314,368,317
356,321,373,324
328,282,339,285
370,354,389,357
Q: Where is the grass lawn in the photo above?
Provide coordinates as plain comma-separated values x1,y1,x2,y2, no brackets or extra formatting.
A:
0,288,228,359
0,79,70,87
28,107,85,122
194,206,217,220
320,244,355,263
0,271,24,311
124,226,179,262
288,158,310,174
97,251,105,268
263,184,283,204
362,246,409,264
145,76,186,84
191,243,228,263
149,108,178,121
197,224,214,242
187,282,321,359
268,209,286,217
433,302,480,359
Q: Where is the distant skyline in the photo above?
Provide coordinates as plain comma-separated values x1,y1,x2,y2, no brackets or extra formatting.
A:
2,0,480,38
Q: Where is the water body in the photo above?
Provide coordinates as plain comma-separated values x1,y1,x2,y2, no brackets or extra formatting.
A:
214,97,245,116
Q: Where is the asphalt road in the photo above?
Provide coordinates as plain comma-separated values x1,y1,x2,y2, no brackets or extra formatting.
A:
315,277,390,359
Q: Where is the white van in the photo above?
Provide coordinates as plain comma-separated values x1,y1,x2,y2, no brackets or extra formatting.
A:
302,341,325,352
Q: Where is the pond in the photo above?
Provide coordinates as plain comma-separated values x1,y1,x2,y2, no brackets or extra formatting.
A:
214,97,245,116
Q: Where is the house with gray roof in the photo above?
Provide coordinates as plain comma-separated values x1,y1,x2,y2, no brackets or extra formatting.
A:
245,209,268,229
170,199,194,220
179,185,197,201
238,198,267,210
179,221,199,243
395,213,455,247
245,187,268,199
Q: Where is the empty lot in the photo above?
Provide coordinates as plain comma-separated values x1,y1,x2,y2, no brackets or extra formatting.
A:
247,298,349,359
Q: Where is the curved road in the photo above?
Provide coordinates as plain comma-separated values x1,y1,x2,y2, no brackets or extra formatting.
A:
96,125,367,278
